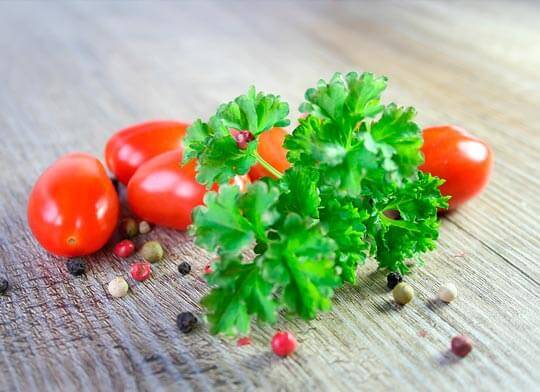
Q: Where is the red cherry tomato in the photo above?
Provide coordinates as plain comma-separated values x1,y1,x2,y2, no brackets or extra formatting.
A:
127,149,249,230
420,125,493,210
249,127,291,180
105,120,188,185
113,240,135,258
271,331,297,357
28,153,119,257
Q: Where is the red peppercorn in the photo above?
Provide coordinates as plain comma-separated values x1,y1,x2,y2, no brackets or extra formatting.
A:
204,264,213,274
451,335,473,357
131,262,151,282
237,337,252,346
271,331,297,357
114,240,135,258
231,129,254,149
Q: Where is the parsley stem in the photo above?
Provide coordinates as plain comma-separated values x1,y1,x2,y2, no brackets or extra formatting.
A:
253,150,283,179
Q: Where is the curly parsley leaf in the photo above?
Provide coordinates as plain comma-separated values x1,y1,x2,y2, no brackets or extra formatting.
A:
202,256,277,336
217,86,290,135
183,88,290,187
192,183,280,255
262,214,339,319
187,71,448,335
365,173,450,273
319,194,369,284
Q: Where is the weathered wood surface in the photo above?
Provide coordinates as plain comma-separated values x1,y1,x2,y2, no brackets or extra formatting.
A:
0,1,539,391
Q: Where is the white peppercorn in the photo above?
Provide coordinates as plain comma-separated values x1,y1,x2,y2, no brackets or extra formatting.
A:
139,221,152,234
108,277,129,298
438,282,457,303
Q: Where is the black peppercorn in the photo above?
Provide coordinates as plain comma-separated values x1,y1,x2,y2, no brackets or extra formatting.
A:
109,176,120,193
0,277,8,295
178,262,191,275
176,312,197,333
387,272,403,290
66,259,86,276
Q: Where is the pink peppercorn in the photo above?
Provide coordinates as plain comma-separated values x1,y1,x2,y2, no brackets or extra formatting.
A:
271,331,297,357
131,262,151,282
231,129,254,149
237,337,252,346
114,240,135,258
451,335,473,357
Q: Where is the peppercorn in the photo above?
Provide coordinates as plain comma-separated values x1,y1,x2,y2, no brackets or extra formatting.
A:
451,335,473,357
178,262,191,275
237,337,252,346
204,264,213,274
140,240,164,263
392,282,414,305
66,259,86,276
131,262,151,282
271,331,297,357
0,277,9,295
113,239,135,258
139,220,152,234
231,129,254,149
108,277,129,298
109,176,120,193
386,272,403,290
120,218,138,238
438,282,458,303
176,312,198,333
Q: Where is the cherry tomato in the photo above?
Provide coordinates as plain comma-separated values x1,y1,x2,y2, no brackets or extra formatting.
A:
28,153,119,257
420,125,493,210
127,149,249,230
271,331,297,357
105,120,188,185
249,127,291,180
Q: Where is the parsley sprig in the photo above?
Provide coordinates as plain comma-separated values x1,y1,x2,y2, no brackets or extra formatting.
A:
183,72,449,335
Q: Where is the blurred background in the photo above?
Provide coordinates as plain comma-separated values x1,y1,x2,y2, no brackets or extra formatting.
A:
2,1,538,151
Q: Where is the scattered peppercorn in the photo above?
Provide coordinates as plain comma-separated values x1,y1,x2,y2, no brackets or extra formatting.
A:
231,129,254,149
203,264,213,274
66,259,86,276
392,282,414,305
113,239,135,258
0,277,9,295
120,217,138,238
237,337,252,346
140,240,164,263
139,220,152,234
178,262,191,275
386,272,403,290
131,262,151,282
176,311,198,333
108,277,129,298
271,331,297,357
438,282,458,303
109,176,120,193
451,335,473,357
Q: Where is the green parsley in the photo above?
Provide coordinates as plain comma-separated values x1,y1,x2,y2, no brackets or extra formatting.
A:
183,72,449,335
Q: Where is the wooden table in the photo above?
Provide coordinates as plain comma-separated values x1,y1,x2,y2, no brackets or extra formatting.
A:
1,1,539,390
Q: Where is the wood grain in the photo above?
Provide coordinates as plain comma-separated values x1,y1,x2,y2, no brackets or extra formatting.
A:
1,1,539,391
